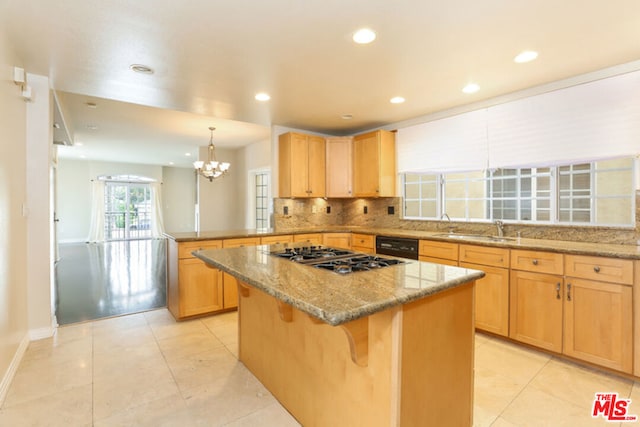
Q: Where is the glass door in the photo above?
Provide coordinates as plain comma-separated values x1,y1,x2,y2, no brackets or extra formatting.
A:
104,182,152,241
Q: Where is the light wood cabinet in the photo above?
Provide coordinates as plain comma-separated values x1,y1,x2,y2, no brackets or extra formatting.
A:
178,257,224,317
260,234,293,245
563,255,633,373
322,233,351,250
221,237,263,309
460,244,510,336
326,137,353,198
419,240,459,266
168,239,225,319
293,233,323,245
509,270,564,352
352,130,396,197
351,233,374,253
279,132,326,198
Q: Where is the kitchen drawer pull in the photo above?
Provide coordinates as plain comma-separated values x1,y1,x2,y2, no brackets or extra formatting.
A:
556,283,560,300
532,259,538,265
594,266,601,273
567,283,572,301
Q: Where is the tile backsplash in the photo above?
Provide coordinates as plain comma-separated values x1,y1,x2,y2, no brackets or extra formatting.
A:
274,191,640,245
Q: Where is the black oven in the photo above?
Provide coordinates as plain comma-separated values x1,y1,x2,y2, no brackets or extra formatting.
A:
375,236,419,260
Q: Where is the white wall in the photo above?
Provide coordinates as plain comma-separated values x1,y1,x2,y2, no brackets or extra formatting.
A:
25,73,54,337
56,159,91,242
0,28,29,401
162,166,196,232
198,147,245,231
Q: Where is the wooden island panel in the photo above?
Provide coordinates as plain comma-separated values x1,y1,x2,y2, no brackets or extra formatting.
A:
238,280,475,427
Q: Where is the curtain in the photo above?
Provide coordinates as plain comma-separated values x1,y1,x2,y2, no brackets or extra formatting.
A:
150,182,165,238
87,180,105,242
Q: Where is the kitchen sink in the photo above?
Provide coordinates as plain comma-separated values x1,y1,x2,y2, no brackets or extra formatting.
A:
433,233,516,242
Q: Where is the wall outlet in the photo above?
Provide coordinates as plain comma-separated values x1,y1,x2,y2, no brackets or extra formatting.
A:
388,206,395,215
283,206,289,215
363,206,368,214
326,206,331,214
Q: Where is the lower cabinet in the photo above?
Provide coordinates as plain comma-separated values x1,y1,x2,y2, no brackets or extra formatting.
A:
419,240,459,266
459,244,510,337
323,233,351,249
351,233,374,254
509,270,563,352
293,233,323,245
178,257,224,317
222,237,262,309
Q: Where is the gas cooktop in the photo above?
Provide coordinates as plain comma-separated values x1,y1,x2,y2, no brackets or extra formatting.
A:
271,246,355,263
270,246,406,274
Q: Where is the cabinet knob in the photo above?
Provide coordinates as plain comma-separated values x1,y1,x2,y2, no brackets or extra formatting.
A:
532,259,538,265
594,266,601,273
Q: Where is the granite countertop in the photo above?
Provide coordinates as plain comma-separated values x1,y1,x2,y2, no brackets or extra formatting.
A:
166,227,640,260
193,244,485,326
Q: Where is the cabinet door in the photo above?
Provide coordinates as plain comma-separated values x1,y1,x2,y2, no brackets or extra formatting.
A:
353,132,380,197
461,262,509,336
307,135,326,197
322,233,351,249
178,258,224,317
290,133,310,197
563,278,632,373
509,270,563,352
326,137,353,197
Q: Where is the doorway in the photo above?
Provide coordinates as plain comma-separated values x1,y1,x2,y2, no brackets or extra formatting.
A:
104,181,152,241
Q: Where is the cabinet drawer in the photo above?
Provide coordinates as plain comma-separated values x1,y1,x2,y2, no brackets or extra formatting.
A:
293,233,323,244
459,244,509,268
511,250,564,275
351,233,374,250
260,235,293,245
178,240,222,259
222,237,261,248
565,255,633,285
420,240,459,261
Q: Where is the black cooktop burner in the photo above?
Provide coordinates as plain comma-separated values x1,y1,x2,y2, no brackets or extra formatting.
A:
313,255,405,274
272,246,355,262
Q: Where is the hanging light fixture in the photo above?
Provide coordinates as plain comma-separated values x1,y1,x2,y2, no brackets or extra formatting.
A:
193,127,230,181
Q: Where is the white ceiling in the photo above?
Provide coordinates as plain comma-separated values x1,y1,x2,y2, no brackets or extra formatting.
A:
3,0,640,167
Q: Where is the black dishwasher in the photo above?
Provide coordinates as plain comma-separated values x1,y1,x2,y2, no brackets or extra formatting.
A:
375,236,419,260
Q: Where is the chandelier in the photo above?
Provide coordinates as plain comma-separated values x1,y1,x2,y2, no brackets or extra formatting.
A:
193,127,230,181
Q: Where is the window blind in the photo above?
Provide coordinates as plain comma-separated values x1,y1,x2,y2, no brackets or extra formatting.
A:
396,109,488,173
396,70,640,173
487,70,640,169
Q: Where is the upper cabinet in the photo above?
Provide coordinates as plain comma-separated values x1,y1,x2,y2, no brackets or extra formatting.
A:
279,132,326,198
353,130,396,197
325,137,353,198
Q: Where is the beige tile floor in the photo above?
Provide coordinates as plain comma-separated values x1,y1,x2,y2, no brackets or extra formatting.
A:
0,308,637,426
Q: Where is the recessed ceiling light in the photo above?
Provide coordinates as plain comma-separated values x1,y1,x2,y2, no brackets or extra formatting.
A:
80,155,86,159
86,125,98,130
462,83,480,94
169,161,174,166
341,114,353,120
129,64,154,74
185,153,191,157
85,102,97,109
255,93,271,101
514,50,539,63
390,96,405,104
353,28,376,44
75,142,84,147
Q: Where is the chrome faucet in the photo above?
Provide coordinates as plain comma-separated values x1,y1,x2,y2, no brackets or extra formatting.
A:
441,213,454,234
494,220,504,237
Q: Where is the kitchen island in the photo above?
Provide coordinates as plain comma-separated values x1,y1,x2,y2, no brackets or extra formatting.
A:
194,243,485,427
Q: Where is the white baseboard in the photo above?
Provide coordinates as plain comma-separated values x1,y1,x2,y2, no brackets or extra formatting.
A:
0,333,30,406
29,325,55,341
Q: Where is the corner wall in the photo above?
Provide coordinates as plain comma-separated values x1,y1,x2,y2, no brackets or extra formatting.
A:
0,27,29,401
